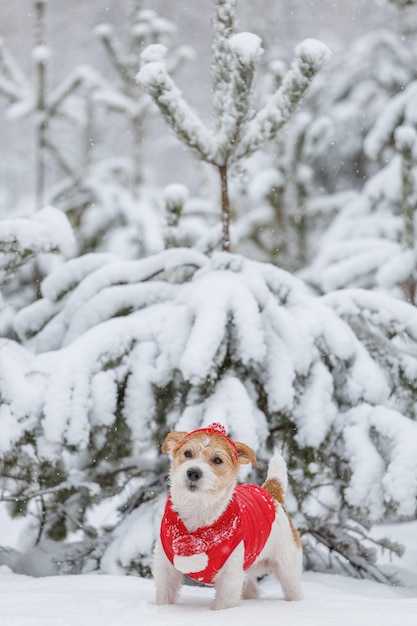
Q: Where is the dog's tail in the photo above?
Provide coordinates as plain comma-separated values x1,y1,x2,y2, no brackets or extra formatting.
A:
262,449,288,505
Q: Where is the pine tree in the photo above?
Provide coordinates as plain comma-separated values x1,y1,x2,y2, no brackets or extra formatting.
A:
94,0,193,190
304,79,417,301
0,207,75,337
0,0,95,210
228,26,417,270
2,0,417,585
137,0,330,252
233,108,334,270
1,243,416,579
305,28,417,193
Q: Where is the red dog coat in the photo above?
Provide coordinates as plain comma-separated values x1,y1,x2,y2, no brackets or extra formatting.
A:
160,484,276,585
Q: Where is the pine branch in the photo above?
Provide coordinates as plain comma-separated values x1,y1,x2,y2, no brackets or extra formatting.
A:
0,207,75,283
216,32,263,161
137,61,216,162
211,0,237,127
0,75,21,103
308,522,394,584
47,67,94,117
95,24,132,87
43,136,80,182
0,38,28,93
396,126,417,250
234,39,331,160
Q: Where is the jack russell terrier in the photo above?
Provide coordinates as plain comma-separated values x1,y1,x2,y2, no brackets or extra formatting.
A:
153,422,302,610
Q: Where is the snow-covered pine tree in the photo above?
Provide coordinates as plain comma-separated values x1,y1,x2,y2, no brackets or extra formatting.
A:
0,206,74,283
304,28,417,193
233,108,334,270
0,0,97,210
304,79,417,302
229,25,417,270
95,0,193,189
2,0,417,584
137,0,330,252
0,1,174,269
52,2,194,262
1,243,416,579
0,207,75,336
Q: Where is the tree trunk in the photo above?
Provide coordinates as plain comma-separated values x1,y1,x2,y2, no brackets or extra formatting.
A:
219,163,230,252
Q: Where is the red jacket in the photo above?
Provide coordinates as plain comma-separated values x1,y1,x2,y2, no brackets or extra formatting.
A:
160,484,276,585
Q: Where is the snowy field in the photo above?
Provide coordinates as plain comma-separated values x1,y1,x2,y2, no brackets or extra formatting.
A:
1,521,416,626
0,567,416,626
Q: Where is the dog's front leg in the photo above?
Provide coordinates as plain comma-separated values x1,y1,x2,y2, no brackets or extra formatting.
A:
212,542,245,610
153,538,183,605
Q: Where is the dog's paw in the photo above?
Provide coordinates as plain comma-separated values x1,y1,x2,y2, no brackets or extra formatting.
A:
242,578,260,600
210,597,239,611
155,594,175,605
284,589,303,601
173,552,208,574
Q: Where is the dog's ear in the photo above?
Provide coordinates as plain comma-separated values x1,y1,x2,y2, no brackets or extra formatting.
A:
161,431,188,456
235,442,258,467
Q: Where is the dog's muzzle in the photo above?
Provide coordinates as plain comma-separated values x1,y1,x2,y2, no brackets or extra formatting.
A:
186,467,202,490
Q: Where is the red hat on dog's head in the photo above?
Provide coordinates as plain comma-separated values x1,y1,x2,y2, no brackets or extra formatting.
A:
179,422,239,460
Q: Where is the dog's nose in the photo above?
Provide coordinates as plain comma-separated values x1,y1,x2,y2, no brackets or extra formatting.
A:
187,467,202,482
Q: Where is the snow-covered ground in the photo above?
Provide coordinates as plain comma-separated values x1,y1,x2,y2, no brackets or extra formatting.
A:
1,520,416,626
0,566,416,626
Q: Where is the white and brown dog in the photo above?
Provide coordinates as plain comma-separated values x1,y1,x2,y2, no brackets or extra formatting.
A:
153,422,302,610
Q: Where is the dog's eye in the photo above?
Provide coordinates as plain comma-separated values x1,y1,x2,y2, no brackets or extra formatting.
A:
184,450,193,458
213,456,223,465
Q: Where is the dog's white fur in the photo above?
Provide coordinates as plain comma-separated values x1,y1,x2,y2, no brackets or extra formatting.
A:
153,430,303,610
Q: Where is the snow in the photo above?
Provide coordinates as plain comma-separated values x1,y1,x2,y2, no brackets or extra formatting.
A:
295,38,332,68
136,59,217,162
228,32,264,65
0,205,75,262
0,565,416,626
140,44,168,64
3,0,417,613
234,39,331,160
94,23,113,38
395,125,417,152
162,183,189,208
31,44,51,63
294,361,336,448
365,83,417,159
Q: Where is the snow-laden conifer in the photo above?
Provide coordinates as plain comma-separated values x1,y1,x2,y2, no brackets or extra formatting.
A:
232,27,417,272
2,247,417,579
95,1,192,188
305,79,417,301
3,0,417,586
233,109,334,270
0,207,75,337
0,207,75,286
305,29,417,192
137,0,330,251
0,0,97,210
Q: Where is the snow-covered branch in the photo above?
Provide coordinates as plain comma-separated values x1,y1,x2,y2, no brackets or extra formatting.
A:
95,24,131,86
137,61,216,162
0,207,75,284
214,32,263,161
365,83,417,160
234,39,331,160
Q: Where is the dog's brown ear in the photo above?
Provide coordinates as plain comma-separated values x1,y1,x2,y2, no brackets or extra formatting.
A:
161,431,188,455
235,442,258,467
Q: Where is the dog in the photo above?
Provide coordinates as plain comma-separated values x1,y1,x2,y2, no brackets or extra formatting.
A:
153,422,302,610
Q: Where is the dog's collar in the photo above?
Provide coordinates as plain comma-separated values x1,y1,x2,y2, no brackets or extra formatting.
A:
179,422,239,460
